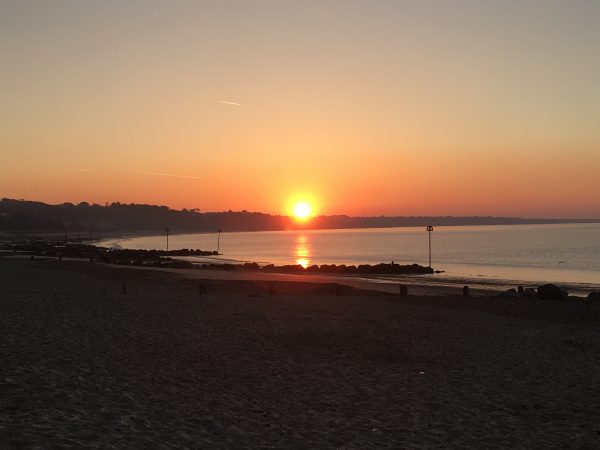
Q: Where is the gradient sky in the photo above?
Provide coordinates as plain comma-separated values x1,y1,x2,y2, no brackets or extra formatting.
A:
1,0,599,218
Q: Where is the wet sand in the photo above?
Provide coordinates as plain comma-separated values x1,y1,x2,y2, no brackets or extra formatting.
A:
2,259,600,448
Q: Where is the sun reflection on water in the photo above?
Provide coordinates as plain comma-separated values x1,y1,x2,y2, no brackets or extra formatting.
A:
294,234,312,268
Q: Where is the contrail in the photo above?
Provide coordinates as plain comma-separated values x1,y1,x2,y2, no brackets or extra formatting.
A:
218,100,241,106
127,170,203,180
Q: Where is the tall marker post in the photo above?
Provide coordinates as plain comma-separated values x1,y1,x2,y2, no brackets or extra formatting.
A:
165,227,170,252
217,228,222,254
426,225,434,268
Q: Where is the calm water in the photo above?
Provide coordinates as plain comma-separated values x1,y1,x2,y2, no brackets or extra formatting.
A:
103,223,600,289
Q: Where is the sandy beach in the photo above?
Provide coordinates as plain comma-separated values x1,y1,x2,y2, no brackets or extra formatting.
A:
2,258,600,448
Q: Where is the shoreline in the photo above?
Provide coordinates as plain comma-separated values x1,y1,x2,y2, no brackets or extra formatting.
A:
4,226,600,295
3,254,598,298
96,223,600,292
153,256,600,297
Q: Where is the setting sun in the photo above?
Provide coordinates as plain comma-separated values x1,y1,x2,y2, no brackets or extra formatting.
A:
293,202,312,221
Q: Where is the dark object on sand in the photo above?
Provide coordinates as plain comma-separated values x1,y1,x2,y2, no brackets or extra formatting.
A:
399,285,408,297
243,262,260,271
587,292,600,302
517,286,524,293
497,289,520,299
463,286,469,297
122,282,127,295
537,284,568,300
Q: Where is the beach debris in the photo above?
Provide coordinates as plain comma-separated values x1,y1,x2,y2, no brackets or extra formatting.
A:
587,292,600,302
537,284,568,300
463,286,469,297
399,285,408,297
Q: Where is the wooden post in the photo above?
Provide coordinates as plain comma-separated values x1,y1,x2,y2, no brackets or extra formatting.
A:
463,286,469,297
426,225,434,268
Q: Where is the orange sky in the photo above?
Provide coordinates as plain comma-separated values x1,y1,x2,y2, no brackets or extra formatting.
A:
1,1,600,218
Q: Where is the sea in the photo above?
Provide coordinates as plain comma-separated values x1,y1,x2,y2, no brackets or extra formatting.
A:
102,223,600,295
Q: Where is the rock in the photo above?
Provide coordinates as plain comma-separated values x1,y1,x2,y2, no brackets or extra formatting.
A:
243,262,259,271
319,264,337,273
277,264,305,273
261,264,275,272
587,292,600,301
343,265,358,273
537,284,568,300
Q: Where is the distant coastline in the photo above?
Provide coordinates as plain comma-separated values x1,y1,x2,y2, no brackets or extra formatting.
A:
1,198,598,236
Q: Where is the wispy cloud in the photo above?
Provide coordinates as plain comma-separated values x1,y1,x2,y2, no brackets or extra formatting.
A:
218,100,241,106
74,168,91,173
126,170,203,180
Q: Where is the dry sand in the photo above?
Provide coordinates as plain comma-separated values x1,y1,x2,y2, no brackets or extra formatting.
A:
2,259,600,448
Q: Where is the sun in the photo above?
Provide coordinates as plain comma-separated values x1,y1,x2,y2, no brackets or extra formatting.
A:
293,201,312,221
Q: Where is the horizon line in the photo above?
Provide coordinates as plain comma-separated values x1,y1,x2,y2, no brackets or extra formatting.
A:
1,197,599,222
